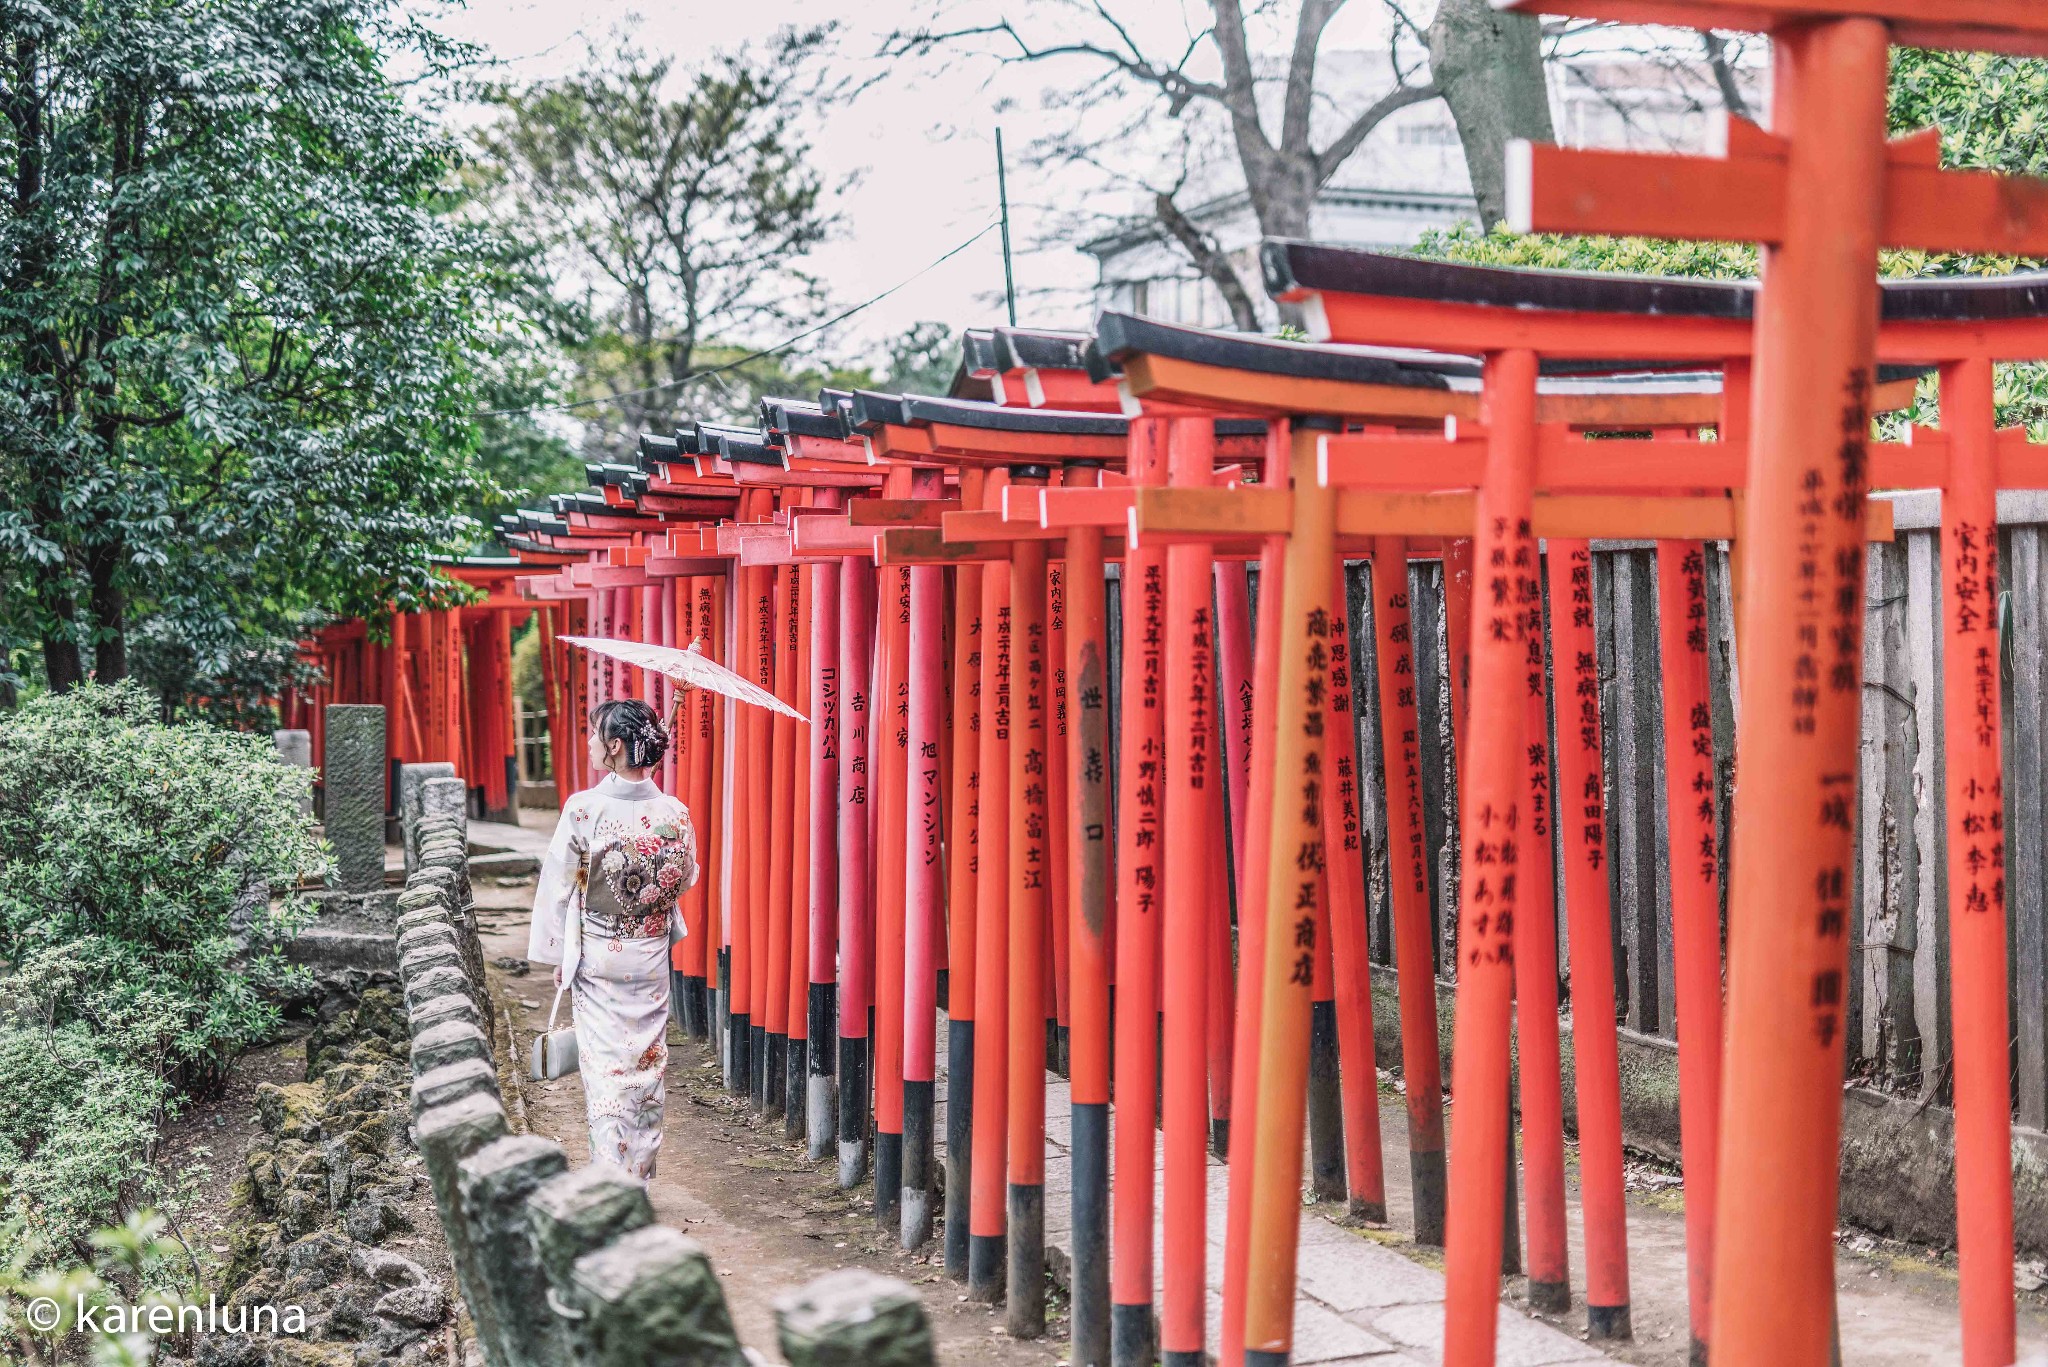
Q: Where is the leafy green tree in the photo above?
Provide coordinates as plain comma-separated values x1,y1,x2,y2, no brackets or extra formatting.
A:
880,321,963,396
0,0,557,696
476,27,845,451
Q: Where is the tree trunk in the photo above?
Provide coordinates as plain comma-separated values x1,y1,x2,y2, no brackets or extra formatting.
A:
40,636,85,692
1239,162,1320,332
1153,192,1263,332
88,542,127,683
10,36,82,694
39,568,85,692
1426,0,1555,230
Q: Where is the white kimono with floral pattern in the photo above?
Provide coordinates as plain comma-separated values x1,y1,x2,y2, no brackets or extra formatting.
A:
528,773,698,1179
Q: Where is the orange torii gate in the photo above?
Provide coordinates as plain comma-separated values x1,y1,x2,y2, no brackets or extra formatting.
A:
1484,3,2048,1363
1083,288,2018,1367
1083,324,1745,1367
849,389,1276,1349
1269,242,2048,1365
667,420,884,1134
1027,310,1786,1363
863,339,1139,1366
290,554,578,824
464,227,2048,1367
848,391,1137,1331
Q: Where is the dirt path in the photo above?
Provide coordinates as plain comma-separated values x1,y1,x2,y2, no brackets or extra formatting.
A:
473,866,2048,1366
471,881,1063,1366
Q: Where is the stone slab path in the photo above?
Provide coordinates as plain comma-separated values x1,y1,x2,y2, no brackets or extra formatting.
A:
928,1027,1617,1367
471,865,2048,1366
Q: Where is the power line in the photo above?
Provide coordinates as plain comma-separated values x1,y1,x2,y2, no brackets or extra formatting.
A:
480,221,1001,420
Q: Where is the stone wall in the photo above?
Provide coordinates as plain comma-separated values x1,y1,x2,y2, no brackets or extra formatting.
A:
393,803,934,1367
204,985,456,1366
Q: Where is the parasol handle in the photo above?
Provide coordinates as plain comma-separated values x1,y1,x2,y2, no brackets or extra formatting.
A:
668,639,703,736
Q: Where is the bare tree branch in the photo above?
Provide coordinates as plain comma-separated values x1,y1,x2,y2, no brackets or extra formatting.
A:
1279,0,1342,154
1207,0,1277,168
1315,78,1442,185
881,19,1228,111
1703,31,1752,122
1152,188,1262,331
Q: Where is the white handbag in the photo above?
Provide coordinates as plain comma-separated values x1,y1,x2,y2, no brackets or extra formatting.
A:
529,882,582,1081
529,985,579,1080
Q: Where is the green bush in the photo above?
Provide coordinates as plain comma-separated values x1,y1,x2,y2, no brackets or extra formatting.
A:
0,682,322,1266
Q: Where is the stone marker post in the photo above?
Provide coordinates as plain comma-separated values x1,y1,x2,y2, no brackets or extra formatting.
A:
324,705,388,894
420,776,470,864
458,1136,574,1367
274,729,314,818
416,1091,512,1366
572,1226,747,1367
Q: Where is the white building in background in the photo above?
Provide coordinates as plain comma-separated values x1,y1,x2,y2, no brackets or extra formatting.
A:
1084,34,1760,329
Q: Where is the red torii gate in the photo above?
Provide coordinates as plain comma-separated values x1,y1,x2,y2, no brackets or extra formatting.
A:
1270,226,2048,1367
290,554,570,822
1486,3,2048,1362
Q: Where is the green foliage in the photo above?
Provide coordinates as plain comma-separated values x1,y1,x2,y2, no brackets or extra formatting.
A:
127,604,326,730
474,26,844,454
1414,221,1758,280
0,1027,173,1270
0,0,562,699
1888,48,2048,435
1891,48,2048,181
512,618,548,714
3,1209,197,1365
878,322,962,398
0,683,319,1072
0,683,318,1264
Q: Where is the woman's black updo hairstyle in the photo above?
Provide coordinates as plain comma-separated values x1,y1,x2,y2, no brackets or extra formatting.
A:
592,698,671,770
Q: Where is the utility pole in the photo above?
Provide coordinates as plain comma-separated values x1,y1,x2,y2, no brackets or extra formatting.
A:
995,127,1018,326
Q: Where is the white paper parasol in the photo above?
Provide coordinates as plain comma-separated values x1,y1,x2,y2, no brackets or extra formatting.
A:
559,635,807,723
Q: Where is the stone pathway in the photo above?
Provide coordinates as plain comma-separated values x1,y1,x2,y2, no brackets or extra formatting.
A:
1084,1081,1612,1366
474,863,2048,1366
931,1026,1616,1367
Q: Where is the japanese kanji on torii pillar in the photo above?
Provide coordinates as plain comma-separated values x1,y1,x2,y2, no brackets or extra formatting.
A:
1490,2,2048,1365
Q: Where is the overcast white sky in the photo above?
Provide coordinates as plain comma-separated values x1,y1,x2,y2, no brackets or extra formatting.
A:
409,0,1409,363
412,0,1104,359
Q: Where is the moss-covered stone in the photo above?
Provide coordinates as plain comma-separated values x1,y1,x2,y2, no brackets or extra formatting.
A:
411,1019,491,1076
573,1226,745,1367
526,1165,655,1289
254,1081,324,1143
776,1269,934,1367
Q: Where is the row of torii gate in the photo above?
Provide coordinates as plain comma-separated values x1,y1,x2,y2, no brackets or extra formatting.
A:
403,4,2048,1364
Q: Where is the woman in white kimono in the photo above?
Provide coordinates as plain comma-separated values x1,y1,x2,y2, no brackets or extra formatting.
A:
528,698,697,1178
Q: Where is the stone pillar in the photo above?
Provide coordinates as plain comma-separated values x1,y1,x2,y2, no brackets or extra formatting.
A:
458,1136,573,1367
415,1092,511,1366
526,1167,655,1290
421,776,470,861
411,1019,493,1076
324,704,388,894
410,1057,500,1116
274,729,314,818
400,761,458,875
572,1226,746,1367
776,1269,935,1367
